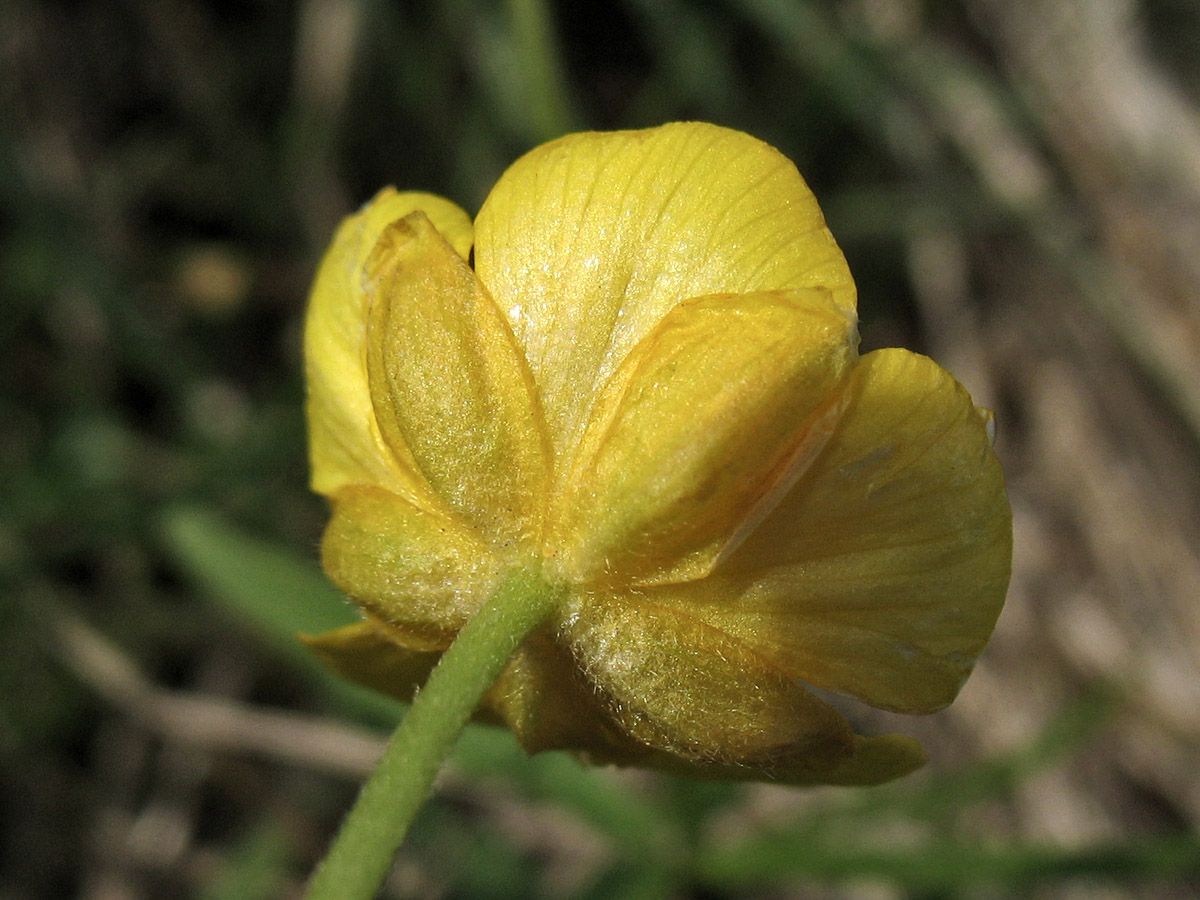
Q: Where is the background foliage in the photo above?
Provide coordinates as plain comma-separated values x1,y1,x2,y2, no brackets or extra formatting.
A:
3,0,1200,897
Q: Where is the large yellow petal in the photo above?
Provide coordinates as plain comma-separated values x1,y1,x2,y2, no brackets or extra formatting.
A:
559,592,857,772
473,122,855,458
306,189,473,501
364,212,550,549
644,349,1011,713
548,289,857,586
320,485,504,644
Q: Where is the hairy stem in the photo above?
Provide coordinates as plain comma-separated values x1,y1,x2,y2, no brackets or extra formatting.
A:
304,566,563,900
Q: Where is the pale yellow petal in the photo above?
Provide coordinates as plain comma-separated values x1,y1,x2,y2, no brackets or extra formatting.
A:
320,485,504,644
548,289,857,586
644,349,1011,713
306,189,474,500
474,122,855,457
559,592,856,770
364,213,550,549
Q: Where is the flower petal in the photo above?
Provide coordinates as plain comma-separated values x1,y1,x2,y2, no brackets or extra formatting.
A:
643,349,1011,713
548,288,857,586
301,619,443,703
559,592,858,773
320,485,504,643
474,122,855,457
483,630,630,754
306,189,473,500
364,212,550,549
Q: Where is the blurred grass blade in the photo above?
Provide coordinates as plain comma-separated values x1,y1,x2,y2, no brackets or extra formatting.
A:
452,721,683,867
199,823,295,900
701,833,1200,891
807,686,1116,838
505,0,578,140
728,0,926,159
160,504,405,724
696,688,1167,891
160,504,355,641
891,686,1120,819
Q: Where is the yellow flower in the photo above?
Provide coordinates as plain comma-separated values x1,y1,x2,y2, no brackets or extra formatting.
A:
302,123,1011,785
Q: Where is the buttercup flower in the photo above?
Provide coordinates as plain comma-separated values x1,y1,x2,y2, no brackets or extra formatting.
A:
302,122,1011,785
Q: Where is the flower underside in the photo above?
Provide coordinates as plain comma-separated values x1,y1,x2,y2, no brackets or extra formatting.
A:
303,123,1012,785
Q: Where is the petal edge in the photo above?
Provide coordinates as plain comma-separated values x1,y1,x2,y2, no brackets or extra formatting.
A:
306,189,474,501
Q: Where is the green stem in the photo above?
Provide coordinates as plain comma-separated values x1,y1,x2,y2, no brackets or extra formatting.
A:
304,566,564,900
506,0,576,140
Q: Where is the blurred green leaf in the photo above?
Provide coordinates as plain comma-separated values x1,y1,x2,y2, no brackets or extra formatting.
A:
453,726,680,864
199,823,294,900
159,504,354,641
158,504,404,724
702,832,1200,892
